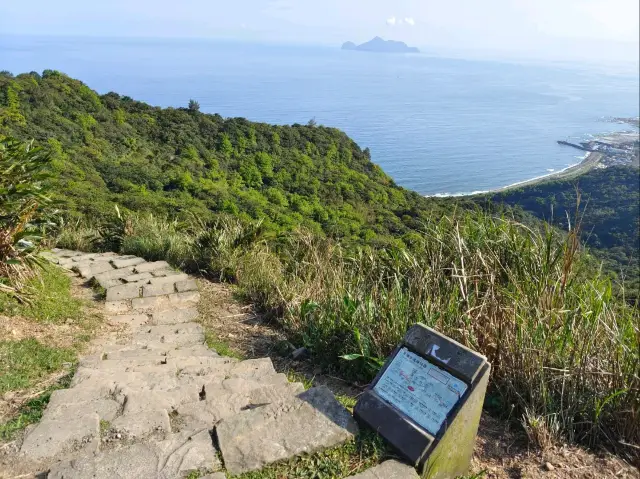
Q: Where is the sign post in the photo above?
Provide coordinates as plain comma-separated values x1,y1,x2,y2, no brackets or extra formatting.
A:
354,324,490,479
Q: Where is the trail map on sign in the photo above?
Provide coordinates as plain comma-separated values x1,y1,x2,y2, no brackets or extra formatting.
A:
373,347,467,435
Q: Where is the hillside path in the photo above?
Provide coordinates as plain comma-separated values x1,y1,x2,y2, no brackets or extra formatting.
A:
7,250,413,479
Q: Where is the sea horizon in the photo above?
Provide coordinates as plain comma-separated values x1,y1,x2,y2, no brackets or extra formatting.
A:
2,34,639,195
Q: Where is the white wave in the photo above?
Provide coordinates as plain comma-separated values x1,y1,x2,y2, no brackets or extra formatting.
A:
425,190,490,198
546,168,555,172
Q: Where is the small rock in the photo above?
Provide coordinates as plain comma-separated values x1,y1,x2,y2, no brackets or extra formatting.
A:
291,347,309,360
545,462,555,471
116,433,122,439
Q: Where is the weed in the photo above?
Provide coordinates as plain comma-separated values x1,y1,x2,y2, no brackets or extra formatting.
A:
285,370,313,390
0,369,74,441
204,331,244,359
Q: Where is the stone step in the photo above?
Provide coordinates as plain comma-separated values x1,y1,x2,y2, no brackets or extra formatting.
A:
48,429,221,479
107,313,150,329
20,411,100,462
106,283,142,301
346,460,419,479
133,261,171,274
150,307,199,325
76,261,116,279
112,257,147,269
148,273,190,286
100,343,218,361
176,382,305,432
130,291,200,312
216,385,358,475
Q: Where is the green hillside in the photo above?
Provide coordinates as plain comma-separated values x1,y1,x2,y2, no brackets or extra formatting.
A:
1,70,638,453
482,166,640,299
0,70,445,247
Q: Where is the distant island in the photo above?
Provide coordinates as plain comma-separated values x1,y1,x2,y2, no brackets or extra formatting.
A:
341,37,420,54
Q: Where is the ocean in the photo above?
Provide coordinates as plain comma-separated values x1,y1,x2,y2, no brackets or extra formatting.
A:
2,35,639,195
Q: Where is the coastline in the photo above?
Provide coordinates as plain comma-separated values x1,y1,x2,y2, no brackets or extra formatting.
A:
426,151,603,198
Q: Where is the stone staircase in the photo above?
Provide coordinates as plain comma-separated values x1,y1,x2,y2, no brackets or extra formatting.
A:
17,249,373,478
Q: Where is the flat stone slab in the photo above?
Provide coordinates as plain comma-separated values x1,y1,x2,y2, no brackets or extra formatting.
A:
105,300,131,314
347,461,420,479
108,313,149,329
112,257,146,269
95,267,135,282
124,272,152,283
46,390,123,422
49,432,221,479
151,307,199,325
177,382,304,431
148,273,189,285
142,282,176,297
111,409,171,438
216,385,358,475
77,261,115,278
155,429,222,478
106,283,141,301
48,443,159,479
132,291,200,311
176,279,198,292
134,261,171,273
20,411,100,461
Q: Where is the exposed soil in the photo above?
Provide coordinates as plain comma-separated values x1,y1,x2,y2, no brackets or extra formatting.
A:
196,277,640,479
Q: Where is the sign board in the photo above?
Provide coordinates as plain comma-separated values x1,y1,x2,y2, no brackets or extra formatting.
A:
354,324,491,479
373,347,468,436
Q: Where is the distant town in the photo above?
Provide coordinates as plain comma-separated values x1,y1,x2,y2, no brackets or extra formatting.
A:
558,117,640,168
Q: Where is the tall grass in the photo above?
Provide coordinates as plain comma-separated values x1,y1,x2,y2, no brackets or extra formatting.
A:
57,210,639,456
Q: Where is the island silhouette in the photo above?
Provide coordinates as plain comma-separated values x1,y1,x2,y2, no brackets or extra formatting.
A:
341,37,420,53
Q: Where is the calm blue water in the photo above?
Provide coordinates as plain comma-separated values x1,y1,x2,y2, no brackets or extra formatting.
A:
2,35,639,195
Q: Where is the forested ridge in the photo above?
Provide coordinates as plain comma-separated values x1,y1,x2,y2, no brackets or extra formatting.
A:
0,69,448,246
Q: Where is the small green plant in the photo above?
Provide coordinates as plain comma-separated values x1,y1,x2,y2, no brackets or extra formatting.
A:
99,419,111,436
204,331,244,359
0,138,53,299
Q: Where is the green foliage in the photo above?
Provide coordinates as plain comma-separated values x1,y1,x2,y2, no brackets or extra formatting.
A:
0,137,53,296
188,99,200,112
482,166,640,301
0,71,452,248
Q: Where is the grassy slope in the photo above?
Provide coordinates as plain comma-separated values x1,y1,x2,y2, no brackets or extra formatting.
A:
0,266,95,440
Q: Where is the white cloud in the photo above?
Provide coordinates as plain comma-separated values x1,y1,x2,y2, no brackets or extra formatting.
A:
387,15,415,27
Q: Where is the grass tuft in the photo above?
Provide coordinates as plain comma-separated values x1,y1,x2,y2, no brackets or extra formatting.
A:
0,369,75,441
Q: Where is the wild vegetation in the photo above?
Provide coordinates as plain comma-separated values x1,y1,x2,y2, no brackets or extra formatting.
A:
1,71,639,457
482,165,640,301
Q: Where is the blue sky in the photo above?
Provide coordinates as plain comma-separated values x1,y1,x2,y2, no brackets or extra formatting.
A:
2,0,638,62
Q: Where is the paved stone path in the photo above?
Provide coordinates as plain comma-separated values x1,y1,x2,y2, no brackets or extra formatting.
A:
16,249,366,478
